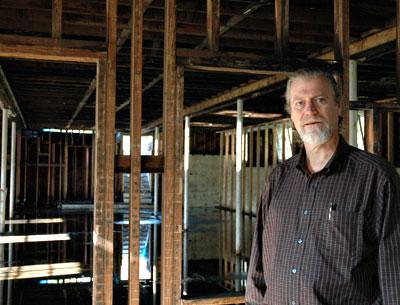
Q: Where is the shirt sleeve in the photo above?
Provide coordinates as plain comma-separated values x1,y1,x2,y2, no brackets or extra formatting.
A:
245,181,271,305
378,173,400,304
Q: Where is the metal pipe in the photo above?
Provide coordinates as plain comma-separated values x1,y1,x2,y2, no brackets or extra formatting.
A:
0,108,8,305
235,99,243,292
349,60,358,147
7,122,16,305
183,116,190,295
152,127,159,302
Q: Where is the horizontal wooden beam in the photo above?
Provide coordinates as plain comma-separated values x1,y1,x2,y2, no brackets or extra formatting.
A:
0,233,70,244
115,155,164,173
350,100,400,112
0,35,106,63
0,262,82,280
6,218,64,225
181,295,245,305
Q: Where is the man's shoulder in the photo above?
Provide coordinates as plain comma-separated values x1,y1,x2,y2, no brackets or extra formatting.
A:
347,145,399,179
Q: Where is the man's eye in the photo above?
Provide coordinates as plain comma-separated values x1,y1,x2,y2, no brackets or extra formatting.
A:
293,101,304,109
315,97,326,104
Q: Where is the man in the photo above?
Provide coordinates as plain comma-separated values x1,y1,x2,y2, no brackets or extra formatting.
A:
245,67,400,305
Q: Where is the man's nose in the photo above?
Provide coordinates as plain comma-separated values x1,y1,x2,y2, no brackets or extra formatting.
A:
303,100,317,114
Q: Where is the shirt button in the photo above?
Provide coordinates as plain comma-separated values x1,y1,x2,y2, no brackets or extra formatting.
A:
303,209,309,215
297,239,303,244
291,268,297,274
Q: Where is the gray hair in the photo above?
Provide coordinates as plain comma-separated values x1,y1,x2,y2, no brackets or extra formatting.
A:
284,68,341,114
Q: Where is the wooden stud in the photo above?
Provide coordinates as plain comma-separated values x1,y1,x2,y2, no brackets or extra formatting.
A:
92,0,117,303
15,129,21,205
334,0,350,141
52,0,62,39
272,124,278,168
84,147,90,199
47,133,52,203
397,0,400,104
365,110,382,155
207,0,220,51
282,121,286,161
129,0,143,304
181,295,245,305
255,128,261,211
264,124,269,178
160,0,183,301
63,134,68,201
274,0,289,64
36,136,40,205
249,127,254,215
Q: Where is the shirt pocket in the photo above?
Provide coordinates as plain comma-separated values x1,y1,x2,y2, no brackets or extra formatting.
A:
316,209,363,266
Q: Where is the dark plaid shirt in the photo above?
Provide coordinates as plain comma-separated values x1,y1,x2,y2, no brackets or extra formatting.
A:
245,137,400,305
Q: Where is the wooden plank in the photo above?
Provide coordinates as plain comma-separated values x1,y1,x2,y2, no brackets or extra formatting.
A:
365,110,382,155
92,1,117,304
281,121,286,161
129,0,143,304
63,134,68,201
161,0,182,303
35,136,40,205
83,147,89,199
397,0,400,104
15,129,21,205
264,124,269,178
274,0,289,64
334,0,350,140
0,233,70,244
272,124,277,168
114,155,163,173
207,0,220,51
0,262,82,281
350,100,400,112
52,0,62,39
0,41,104,63
6,218,63,225
181,294,245,305
47,133,52,203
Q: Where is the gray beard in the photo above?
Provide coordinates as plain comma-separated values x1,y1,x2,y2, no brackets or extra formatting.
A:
299,125,333,145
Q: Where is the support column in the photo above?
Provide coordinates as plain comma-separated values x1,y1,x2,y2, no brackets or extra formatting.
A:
274,0,289,65
0,108,8,305
152,126,160,304
334,0,350,140
349,60,358,147
7,121,16,305
235,98,243,292
206,0,220,51
129,0,143,304
183,116,190,296
92,0,117,304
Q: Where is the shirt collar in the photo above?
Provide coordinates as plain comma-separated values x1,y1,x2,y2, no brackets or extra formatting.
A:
295,135,350,176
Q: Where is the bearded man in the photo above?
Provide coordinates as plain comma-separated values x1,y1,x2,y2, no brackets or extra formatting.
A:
245,67,400,305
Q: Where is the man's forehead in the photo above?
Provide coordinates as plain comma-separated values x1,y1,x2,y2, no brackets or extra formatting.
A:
290,75,335,97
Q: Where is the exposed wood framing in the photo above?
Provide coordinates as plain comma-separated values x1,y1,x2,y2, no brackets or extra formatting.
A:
115,155,163,173
143,22,398,132
68,0,154,126
366,110,382,155
334,0,349,139
207,0,220,51
161,0,182,303
52,0,62,39
397,0,400,103
92,1,116,304
129,0,143,304
274,0,289,64
180,295,245,305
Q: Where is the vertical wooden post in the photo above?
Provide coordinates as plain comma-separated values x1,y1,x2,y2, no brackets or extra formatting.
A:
84,147,90,199
23,134,27,203
52,0,62,39
366,110,382,155
281,121,286,161
334,0,350,141
47,133,52,203
36,136,40,205
15,130,21,205
264,124,269,178
92,0,117,303
272,124,277,168
274,0,289,65
161,0,183,303
129,0,143,304
397,0,400,103
207,0,220,51
63,134,68,201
